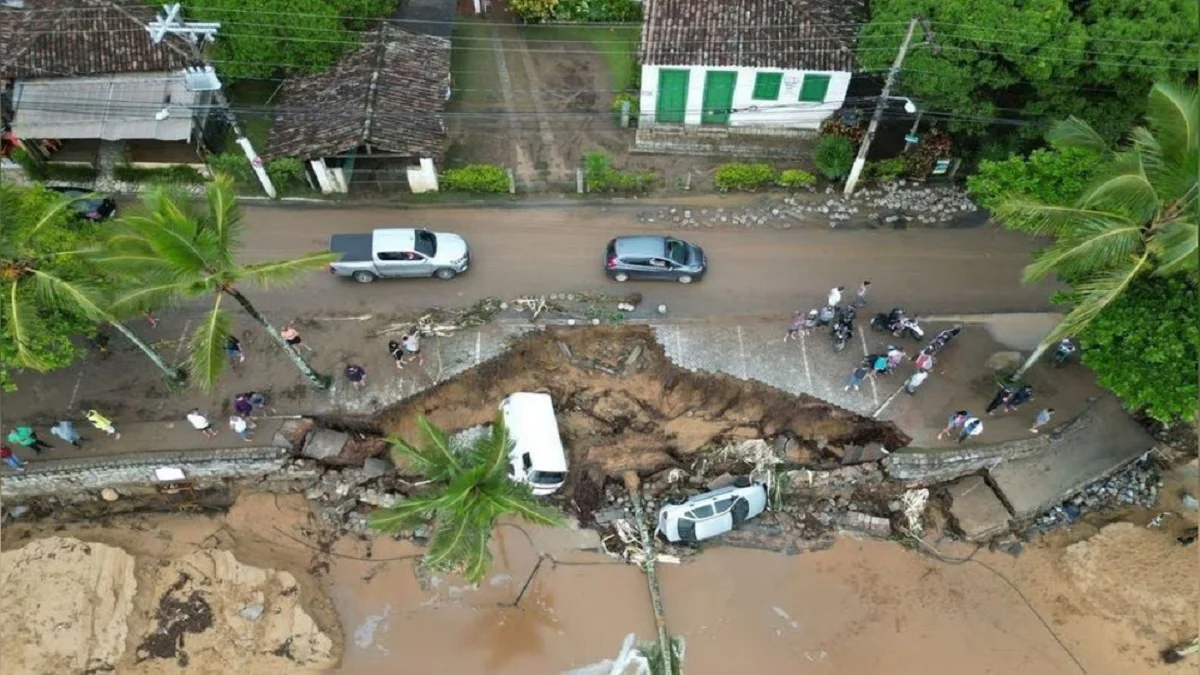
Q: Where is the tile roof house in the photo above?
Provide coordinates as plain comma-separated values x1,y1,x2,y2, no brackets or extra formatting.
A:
265,25,450,193
1,0,211,162
637,0,860,135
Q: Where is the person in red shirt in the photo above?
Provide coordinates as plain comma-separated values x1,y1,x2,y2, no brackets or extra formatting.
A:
1,445,27,471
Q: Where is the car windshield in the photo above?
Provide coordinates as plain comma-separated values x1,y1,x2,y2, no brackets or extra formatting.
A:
689,504,715,519
530,470,565,485
415,230,437,257
665,239,689,265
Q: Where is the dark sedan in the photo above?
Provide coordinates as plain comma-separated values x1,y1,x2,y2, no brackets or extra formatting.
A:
604,235,707,284
45,186,117,223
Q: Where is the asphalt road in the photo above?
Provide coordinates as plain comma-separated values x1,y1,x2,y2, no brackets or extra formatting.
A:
234,203,1058,320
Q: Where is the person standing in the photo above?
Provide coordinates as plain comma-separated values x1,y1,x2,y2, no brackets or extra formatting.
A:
1006,385,1034,412
844,365,870,392
937,411,970,440
401,331,423,367
827,285,845,307
1030,408,1056,434
852,280,871,307
233,394,254,419
904,369,929,394
957,416,983,444
886,346,907,371
1,445,26,471
229,415,255,442
345,364,367,389
186,409,219,438
50,420,83,448
281,321,313,353
6,426,52,454
388,340,406,370
913,348,934,372
225,334,245,364
84,410,119,439
985,385,1014,415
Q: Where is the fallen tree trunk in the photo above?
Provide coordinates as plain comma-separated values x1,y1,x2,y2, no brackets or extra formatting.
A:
623,472,677,674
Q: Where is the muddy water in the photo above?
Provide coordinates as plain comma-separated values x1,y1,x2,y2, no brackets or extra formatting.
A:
327,528,1189,675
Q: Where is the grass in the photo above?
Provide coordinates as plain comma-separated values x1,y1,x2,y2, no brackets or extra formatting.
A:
450,23,500,110
520,25,641,91
223,80,279,152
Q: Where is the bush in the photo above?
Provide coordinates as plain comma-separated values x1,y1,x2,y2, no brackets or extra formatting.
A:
509,0,557,20
584,152,654,193
441,164,510,193
546,0,642,20
713,162,776,192
866,157,906,182
10,147,44,179
812,135,854,180
266,157,306,188
113,164,206,184
775,168,817,189
207,152,255,184
41,164,98,183
818,118,865,145
966,146,1101,212
905,131,952,180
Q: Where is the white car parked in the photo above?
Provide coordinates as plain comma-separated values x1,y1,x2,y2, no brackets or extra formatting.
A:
656,481,768,543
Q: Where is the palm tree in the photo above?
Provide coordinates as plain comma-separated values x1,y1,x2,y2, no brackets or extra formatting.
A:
101,175,337,390
368,416,565,583
996,82,1198,378
0,183,183,385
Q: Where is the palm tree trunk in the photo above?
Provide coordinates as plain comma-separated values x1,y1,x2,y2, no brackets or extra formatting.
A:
109,320,185,384
1011,340,1052,382
224,287,332,389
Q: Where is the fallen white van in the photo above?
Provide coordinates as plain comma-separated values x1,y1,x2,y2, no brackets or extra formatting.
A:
500,392,568,495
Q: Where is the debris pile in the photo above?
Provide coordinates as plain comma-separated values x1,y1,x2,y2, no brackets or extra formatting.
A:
637,184,979,230
1033,454,1162,531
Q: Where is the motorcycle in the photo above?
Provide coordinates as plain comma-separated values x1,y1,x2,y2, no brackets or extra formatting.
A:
929,325,962,353
1052,338,1076,367
815,305,836,327
832,320,853,352
896,316,924,341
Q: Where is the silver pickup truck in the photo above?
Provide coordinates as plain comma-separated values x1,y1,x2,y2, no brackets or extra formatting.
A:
328,228,470,283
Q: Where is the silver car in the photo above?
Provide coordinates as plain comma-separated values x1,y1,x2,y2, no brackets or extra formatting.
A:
657,481,768,543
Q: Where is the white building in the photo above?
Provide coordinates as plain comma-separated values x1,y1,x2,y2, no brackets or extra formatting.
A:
637,0,858,131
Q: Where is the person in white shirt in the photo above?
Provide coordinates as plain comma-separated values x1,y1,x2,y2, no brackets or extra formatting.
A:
957,417,983,444
827,286,845,307
904,369,928,394
229,415,254,441
186,409,218,438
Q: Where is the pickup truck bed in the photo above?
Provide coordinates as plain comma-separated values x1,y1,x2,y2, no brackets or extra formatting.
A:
330,234,372,262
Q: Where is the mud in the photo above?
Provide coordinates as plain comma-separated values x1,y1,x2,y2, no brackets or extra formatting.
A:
376,325,907,504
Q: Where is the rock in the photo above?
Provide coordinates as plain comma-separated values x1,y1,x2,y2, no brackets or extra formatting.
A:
101,488,119,502
594,506,627,525
240,603,265,622
838,511,892,538
301,429,350,462
1183,494,1199,511
362,457,391,479
276,418,316,451
707,473,738,490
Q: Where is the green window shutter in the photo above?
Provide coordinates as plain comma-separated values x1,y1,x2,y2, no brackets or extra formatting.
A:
799,74,832,103
751,72,782,101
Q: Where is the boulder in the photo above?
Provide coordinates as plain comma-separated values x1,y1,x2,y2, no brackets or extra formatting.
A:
362,457,392,479
301,429,349,462
275,418,316,452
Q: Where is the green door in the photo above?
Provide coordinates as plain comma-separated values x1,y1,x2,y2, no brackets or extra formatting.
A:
701,71,737,125
655,69,690,124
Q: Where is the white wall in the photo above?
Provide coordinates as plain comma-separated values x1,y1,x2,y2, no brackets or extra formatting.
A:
640,65,851,130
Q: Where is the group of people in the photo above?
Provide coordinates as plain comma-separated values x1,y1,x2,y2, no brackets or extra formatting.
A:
344,330,424,391
784,281,872,341
2,410,120,470
185,391,271,442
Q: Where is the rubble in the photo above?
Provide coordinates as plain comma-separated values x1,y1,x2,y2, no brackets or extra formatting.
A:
1031,454,1162,532
837,511,894,538
636,185,979,230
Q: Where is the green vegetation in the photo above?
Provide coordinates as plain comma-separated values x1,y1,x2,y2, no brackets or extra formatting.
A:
775,168,818,189
0,184,181,391
584,152,655,192
858,0,1198,157
441,164,510,193
188,0,397,78
967,146,1101,212
991,83,1197,398
368,416,565,583
812,135,854,180
265,157,307,189
866,158,907,182
713,162,776,192
113,165,207,185
223,80,278,152
510,0,642,22
101,175,337,390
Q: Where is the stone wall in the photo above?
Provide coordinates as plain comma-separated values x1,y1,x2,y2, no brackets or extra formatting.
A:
0,447,298,500
633,125,816,160
882,438,1049,487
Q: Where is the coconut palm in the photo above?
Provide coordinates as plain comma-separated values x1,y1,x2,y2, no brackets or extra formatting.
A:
368,416,565,583
101,175,337,390
996,82,1198,377
0,183,183,385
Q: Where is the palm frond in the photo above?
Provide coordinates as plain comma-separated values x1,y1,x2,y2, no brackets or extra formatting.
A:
4,281,51,370
188,298,231,391
1044,254,1151,345
1143,82,1198,168
459,523,495,584
1149,219,1199,276
422,503,490,578
484,479,566,528
204,174,243,257
367,493,445,533
1047,116,1111,156
238,252,340,289
993,199,1134,238
1079,156,1160,224
27,269,108,321
391,416,463,481
123,198,211,275
1021,221,1143,283
110,281,187,316
28,193,80,237
471,414,515,482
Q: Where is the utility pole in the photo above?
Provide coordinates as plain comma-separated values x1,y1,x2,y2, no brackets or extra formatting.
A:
843,16,932,196
146,3,276,198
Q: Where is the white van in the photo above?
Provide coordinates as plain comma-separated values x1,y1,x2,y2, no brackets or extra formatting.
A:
500,392,568,495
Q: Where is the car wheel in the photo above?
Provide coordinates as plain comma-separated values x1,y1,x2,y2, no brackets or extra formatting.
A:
677,275,693,284
434,268,457,280
613,272,629,282
352,271,376,284
733,476,752,488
